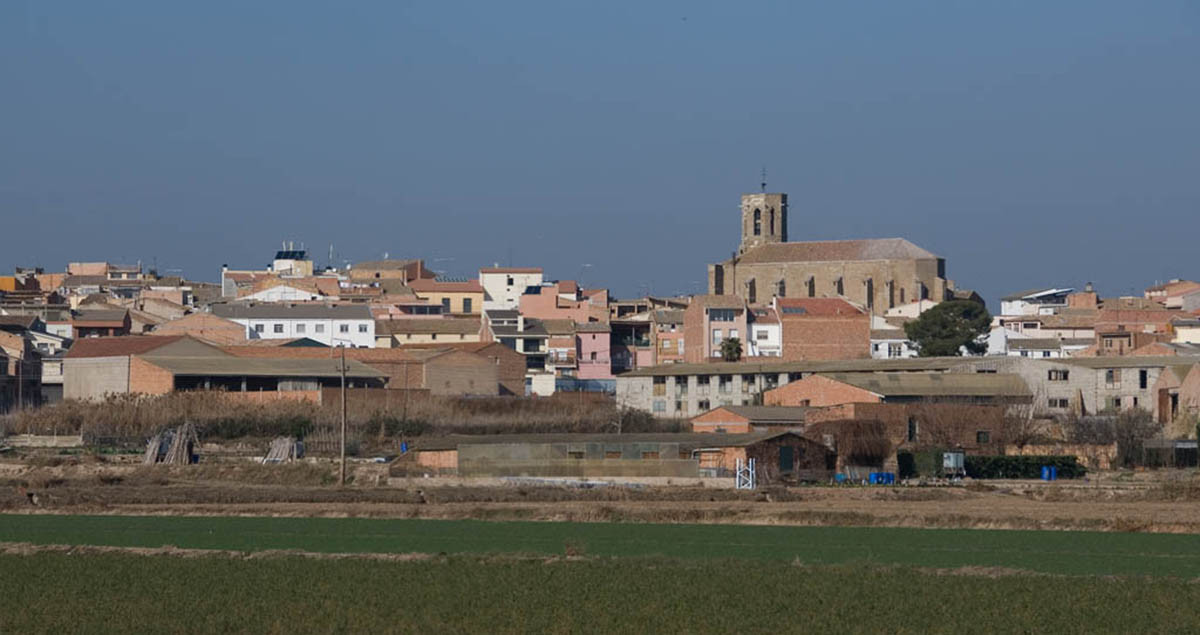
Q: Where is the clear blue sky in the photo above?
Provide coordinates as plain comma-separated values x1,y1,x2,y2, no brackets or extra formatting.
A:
3,1,1198,308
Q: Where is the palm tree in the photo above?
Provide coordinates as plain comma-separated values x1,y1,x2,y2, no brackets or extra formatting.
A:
720,337,743,362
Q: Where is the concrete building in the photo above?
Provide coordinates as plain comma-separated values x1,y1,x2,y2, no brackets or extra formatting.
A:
708,192,952,316
747,307,781,357
763,372,1032,408
651,309,686,364
690,405,810,433
348,259,432,283
479,267,543,311
212,304,375,348
152,313,248,346
71,309,131,338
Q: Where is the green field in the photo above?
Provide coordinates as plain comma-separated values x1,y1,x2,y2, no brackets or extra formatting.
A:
3,514,1200,577
2,551,1200,633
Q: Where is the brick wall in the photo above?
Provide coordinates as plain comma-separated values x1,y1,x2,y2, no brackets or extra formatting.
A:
128,356,175,395
764,375,880,407
780,314,870,360
424,351,499,396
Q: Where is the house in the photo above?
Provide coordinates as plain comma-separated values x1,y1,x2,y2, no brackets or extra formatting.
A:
374,318,482,346
575,322,613,383
239,277,341,302
1005,337,1092,359
683,295,748,363
64,335,385,401
0,331,41,411
763,372,1032,408
518,280,609,324
1145,279,1200,309
349,259,433,283
774,297,870,361
870,329,916,359
479,267,543,311
395,341,526,396
999,288,1075,317
406,431,835,482
71,309,132,338
690,405,810,433
747,307,782,357
651,309,686,364
407,278,484,315
482,310,551,393
211,303,375,347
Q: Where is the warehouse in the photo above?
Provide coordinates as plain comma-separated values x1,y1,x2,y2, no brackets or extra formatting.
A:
404,431,834,483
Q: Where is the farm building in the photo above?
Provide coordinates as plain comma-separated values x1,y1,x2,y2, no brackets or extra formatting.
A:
690,406,810,433
764,372,1032,408
403,431,835,483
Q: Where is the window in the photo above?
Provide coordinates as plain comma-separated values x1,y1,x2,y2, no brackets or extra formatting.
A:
756,330,769,341
254,324,264,333
742,374,755,389
698,399,710,411
807,277,816,298
463,298,472,313
1139,370,1148,390
697,375,710,387
712,330,722,345
1048,370,1070,381
747,279,756,304
753,208,761,235
1042,351,1051,358
719,375,732,393
907,417,918,443
674,400,683,412
678,340,684,355
709,309,736,321
888,343,903,358
1023,322,1038,330
296,324,306,334
339,324,350,333
568,451,585,459
358,324,368,333
441,298,451,312
662,338,672,350
776,279,785,298
1048,398,1070,409
729,329,739,341
652,401,666,413
605,451,622,459
315,324,325,333
506,276,514,286
273,324,284,334
590,352,596,361
835,277,844,295
976,431,991,445
1105,369,1120,386
641,451,660,460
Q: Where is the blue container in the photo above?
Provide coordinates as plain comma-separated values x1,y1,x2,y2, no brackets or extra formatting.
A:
400,441,409,454
1050,466,1058,481
883,473,895,485
835,473,846,484
868,473,879,485
1041,466,1057,481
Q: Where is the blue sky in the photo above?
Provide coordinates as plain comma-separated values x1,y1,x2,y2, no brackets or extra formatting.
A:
3,1,1198,308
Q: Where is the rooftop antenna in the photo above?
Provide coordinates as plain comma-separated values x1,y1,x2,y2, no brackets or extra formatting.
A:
760,166,767,192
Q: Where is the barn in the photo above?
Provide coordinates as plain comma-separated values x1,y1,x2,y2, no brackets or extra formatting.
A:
403,431,835,483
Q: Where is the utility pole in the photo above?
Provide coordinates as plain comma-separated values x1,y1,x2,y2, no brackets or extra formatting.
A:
339,345,347,487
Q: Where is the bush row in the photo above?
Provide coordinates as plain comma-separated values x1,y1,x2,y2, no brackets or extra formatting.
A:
964,455,1086,480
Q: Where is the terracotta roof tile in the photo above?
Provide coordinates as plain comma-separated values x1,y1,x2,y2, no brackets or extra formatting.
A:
738,238,938,264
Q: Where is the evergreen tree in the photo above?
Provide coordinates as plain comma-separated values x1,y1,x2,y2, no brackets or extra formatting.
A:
903,300,991,357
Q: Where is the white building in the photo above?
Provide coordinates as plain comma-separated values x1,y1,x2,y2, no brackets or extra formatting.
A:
870,329,918,359
999,288,1074,317
480,267,543,311
747,308,781,357
211,304,375,347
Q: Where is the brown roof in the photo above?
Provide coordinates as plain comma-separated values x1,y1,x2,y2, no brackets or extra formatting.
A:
737,238,938,265
776,298,865,317
870,329,906,340
542,319,576,335
71,309,130,326
152,313,247,345
352,259,420,271
65,335,188,359
574,321,611,333
816,372,1031,398
375,318,482,336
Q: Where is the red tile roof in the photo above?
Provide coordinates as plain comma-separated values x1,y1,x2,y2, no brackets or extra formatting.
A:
65,335,187,359
775,298,865,317
738,238,938,264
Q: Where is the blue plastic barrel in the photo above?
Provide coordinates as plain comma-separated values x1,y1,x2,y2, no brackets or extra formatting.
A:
884,473,895,485
1049,466,1057,481
868,473,879,485
1040,466,1050,480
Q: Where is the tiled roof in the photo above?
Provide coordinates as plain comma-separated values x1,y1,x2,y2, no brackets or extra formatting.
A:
702,405,811,423
869,329,906,340
692,295,746,310
140,355,385,379
622,357,961,377
737,238,938,265
574,321,611,333
541,319,576,335
817,372,1031,398
352,259,419,271
776,298,865,317
375,318,481,336
71,309,129,326
65,335,187,359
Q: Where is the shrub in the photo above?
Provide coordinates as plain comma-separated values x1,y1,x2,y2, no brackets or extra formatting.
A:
964,455,1085,480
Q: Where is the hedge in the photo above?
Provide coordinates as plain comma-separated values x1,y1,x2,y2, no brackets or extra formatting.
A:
964,455,1086,480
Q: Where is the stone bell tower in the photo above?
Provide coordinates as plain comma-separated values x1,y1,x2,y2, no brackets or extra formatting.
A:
739,192,787,254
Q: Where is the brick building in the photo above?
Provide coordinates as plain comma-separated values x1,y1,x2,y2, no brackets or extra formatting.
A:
763,372,1031,408
774,297,869,361
683,295,748,363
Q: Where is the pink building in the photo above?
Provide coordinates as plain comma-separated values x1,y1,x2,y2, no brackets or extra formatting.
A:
575,322,613,380
518,281,609,324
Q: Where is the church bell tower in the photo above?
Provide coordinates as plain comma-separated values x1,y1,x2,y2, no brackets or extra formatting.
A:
739,192,787,254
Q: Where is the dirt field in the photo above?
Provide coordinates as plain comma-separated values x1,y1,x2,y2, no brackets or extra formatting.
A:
3,456,1200,533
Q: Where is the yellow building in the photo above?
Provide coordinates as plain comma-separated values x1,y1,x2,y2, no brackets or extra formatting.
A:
408,279,484,316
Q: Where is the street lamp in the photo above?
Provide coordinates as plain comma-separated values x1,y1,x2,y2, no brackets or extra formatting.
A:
331,338,353,487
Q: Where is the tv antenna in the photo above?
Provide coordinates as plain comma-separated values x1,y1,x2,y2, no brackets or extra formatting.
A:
760,166,767,192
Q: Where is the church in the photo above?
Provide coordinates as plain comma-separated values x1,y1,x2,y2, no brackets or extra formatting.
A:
707,192,954,316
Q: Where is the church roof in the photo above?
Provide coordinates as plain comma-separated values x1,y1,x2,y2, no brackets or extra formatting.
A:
738,238,939,264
